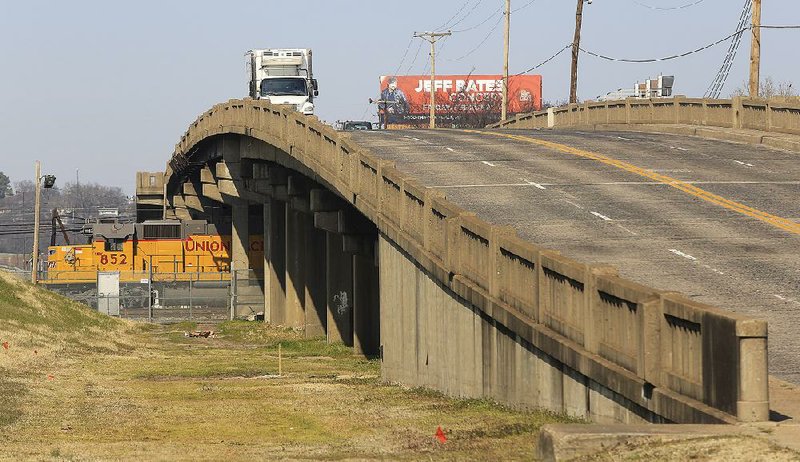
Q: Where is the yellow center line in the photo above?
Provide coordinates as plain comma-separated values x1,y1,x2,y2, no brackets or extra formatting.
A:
464,130,800,236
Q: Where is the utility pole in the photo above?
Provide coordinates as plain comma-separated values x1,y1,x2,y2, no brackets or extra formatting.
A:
570,0,587,104
502,0,511,121
414,31,451,129
31,161,41,284
31,163,56,284
749,0,762,97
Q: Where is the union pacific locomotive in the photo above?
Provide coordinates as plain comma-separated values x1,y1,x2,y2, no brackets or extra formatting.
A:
43,220,263,285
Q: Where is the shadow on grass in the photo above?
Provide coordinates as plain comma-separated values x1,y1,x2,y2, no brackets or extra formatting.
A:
0,371,27,427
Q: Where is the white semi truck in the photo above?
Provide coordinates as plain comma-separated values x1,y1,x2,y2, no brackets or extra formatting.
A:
246,48,318,115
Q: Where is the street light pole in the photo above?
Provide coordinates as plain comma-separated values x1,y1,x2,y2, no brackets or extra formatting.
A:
502,0,511,121
414,31,452,129
31,161,41,284
570,0,587,104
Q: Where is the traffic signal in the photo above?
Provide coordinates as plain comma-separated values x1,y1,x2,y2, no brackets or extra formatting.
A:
43,175,56,189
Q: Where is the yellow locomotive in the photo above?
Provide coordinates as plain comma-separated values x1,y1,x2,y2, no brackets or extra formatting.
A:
44,220,263,285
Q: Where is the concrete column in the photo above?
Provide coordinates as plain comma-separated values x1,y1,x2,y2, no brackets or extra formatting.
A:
326,233,353,346
285,208,306,328
266,199,287,325
737,336,770,422
304,226,327,338
732,96,743,129
231,202,250,274
353,237,380,357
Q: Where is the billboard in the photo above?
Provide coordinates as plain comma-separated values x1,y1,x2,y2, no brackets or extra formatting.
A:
377,74,542,128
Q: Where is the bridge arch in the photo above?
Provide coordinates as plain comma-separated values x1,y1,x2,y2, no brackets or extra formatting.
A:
161,99,769,424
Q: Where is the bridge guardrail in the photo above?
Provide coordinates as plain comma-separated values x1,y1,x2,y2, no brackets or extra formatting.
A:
489,96,800,141
167,98,769,423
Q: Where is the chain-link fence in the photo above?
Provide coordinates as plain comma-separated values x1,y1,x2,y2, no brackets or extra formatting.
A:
40,270,265,324
231,269,266,320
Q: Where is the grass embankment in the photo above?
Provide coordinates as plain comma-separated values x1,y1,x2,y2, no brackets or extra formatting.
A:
0,271,573,460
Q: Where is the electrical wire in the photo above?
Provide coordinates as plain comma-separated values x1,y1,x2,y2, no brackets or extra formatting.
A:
447,14,504,62
579,26,751,63
759,25,800,29
705,0,752,98
446,0,485,31
434,0,476,31
405,39,425,74
451,6,503,33
629,0,706,11
513,43,574,75
512,0,541,13
391,37,415,77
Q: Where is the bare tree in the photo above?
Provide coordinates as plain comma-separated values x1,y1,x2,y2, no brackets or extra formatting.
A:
730,76,796,98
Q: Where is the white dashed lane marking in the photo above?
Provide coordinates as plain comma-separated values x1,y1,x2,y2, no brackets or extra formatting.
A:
774,294,800,305
616,224,638,235
446,147,455,152
482,161,496,167
522,179,546,189
669,249,725,275
734,160,755,167
669,249,697,261
590,211,612,221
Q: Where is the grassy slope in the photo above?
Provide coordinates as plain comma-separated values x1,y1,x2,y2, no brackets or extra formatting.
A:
0,272,574,460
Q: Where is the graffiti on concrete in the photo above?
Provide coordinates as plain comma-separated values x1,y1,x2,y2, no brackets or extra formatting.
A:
333,291,349,316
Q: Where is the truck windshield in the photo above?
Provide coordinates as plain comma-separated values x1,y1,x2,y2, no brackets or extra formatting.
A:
260,78,307,96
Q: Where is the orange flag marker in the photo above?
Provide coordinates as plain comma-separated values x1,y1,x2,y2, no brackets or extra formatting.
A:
435,426,447,443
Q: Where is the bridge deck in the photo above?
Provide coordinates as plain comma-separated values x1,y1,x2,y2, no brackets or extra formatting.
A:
350,128,800,384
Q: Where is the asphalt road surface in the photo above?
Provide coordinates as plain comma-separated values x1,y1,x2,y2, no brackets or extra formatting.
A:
350,128,800,384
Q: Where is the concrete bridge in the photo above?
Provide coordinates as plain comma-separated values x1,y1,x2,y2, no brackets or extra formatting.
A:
149,97,800,426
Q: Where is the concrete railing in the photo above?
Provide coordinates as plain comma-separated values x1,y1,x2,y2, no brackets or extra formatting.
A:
489,96,800,139
167,99,769,424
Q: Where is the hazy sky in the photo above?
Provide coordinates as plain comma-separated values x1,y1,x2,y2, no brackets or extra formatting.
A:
1,0,798,194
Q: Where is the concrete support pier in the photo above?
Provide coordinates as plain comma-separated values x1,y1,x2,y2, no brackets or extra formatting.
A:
353,236,380,357
326,233,353,346
304,226,327,337
285,208,307,328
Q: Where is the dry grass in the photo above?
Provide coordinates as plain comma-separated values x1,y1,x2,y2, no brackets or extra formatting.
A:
577,435,800,462
0,272,575,460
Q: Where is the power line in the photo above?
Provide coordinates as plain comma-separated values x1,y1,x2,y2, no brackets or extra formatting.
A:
514,43,573,75
705,0,752,98
579,26,751,63
434,0,476,31
512,0,541,13
405,39,425,74
629,0,706,11
451,6,503,33
447,14,504,62
392,37,415,77
445,0,485,31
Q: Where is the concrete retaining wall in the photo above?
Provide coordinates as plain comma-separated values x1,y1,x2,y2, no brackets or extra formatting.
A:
165,99,769,424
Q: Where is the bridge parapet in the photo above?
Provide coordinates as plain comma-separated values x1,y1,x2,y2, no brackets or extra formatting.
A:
491,97,800,139
166,99,769,423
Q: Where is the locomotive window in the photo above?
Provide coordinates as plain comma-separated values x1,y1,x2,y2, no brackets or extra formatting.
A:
104,238,124,252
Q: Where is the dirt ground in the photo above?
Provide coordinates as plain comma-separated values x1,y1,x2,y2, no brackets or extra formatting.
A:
0,272,574,460
2,271,798,461
576,434,800,461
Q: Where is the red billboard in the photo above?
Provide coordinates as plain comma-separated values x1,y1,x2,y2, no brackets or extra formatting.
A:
378,74,542,128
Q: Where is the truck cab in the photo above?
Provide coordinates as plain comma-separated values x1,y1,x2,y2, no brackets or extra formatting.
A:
247,48,318,115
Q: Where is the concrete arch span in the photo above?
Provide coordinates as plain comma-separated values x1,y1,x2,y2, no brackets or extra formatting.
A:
161,99,769,425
